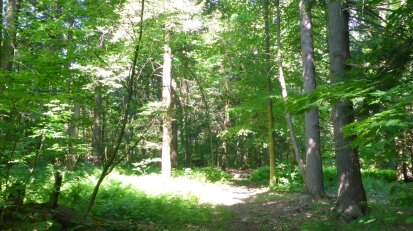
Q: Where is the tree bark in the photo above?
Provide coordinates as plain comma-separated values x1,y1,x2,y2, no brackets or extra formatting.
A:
220,77,230,171
299,0,325,197
93,84,104,163
328,0,367,218
161,29,174,177
65,21,80,170
0,0,3,67
264,0,276,184
0,0,20,70
50,171,63,209
396,132,413,182
0,0,21,93
171,80,178,167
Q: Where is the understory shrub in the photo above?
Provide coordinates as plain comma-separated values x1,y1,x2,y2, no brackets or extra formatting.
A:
173,166,231,182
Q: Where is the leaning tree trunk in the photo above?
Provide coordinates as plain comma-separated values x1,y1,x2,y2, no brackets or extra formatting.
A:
299,0,325,198
85,0,145,214
327,0,367,219
275,0,306,180
264,0,276,184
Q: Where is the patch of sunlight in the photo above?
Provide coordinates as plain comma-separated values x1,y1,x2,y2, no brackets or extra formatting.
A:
106,172,268,206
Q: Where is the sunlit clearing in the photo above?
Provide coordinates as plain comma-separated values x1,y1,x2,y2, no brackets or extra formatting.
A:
94,172,268,206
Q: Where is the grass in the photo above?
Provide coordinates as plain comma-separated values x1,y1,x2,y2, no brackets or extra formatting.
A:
58,167,233,230
5,164,233,231
3,163,411,231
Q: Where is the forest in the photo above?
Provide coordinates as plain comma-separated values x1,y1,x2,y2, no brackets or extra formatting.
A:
0,0,412,230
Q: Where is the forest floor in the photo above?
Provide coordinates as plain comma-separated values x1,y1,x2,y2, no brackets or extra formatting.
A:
223,173,334,231
118,170,334,231
6,168,411,231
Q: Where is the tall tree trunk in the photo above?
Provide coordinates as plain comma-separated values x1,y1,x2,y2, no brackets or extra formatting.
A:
328,0,367,218
0,0,3,68
171,81,178,167
220,78,230,170
396,132,413,182
0,0,19,70
299,0,325,197
93,83,104,163
0,0,20,93
66,102,80,169
161,29,174,177
264,0,276,184
65,21,80,170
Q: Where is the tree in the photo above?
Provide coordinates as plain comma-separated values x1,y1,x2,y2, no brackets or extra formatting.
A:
161,24,176,178
327,0,367,218
264,0,276,184
299,0,324,197
0,0,20,72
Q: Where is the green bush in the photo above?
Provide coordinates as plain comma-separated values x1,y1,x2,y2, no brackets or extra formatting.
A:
250,166,270,183
388,182,413,208
250,165,304,192
323,166,338,193
362,169,396,182
173,167,230,183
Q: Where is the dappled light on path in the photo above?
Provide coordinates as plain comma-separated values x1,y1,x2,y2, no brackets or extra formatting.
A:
106,172,268,206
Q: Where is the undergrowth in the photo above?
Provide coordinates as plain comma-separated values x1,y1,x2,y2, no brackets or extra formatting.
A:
5,164,232,230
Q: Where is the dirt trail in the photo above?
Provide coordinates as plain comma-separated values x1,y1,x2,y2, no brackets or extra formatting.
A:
107,172,329,230
225,188,316,231
222,171,327,231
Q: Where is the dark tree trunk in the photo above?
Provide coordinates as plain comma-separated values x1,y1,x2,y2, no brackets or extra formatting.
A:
396,132,413,182
0,0,21,93
264,0,276,184
0,0,20,71
299,0,325,197
50,171,63,209
0,0,3,68
328,0,367,218
93,84,104,163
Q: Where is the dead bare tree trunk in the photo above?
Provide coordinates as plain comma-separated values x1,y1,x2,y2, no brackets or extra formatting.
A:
161,26,174,177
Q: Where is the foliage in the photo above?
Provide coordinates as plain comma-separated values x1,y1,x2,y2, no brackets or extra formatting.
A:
250,165,303,192
173,167,231,183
